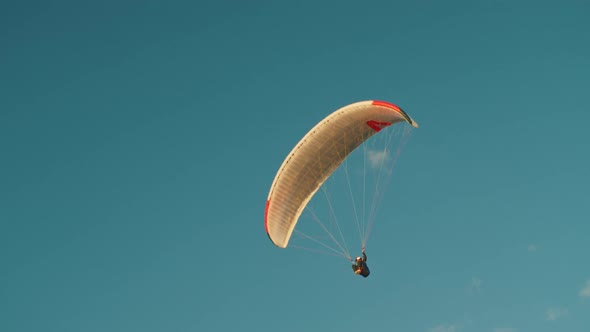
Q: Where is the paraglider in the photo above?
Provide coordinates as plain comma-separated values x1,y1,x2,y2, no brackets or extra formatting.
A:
352,248,370,278
264,100,418,276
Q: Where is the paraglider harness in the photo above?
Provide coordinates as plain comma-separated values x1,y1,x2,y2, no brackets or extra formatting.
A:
352,251,370,278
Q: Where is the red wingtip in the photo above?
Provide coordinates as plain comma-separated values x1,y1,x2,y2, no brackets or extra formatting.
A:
372,100,401,112
264,200,270,234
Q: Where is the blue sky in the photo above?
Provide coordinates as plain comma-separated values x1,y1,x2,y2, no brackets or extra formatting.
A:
2,1,589,331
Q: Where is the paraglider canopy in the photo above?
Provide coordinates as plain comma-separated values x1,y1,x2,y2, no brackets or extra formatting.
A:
264,100,418,248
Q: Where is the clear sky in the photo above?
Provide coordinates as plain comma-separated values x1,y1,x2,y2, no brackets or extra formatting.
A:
2,1,589,332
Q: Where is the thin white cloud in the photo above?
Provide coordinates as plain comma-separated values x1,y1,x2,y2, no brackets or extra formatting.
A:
579,279,590,298
367,149,389,169
546,307,568,321
494,328,517,332
429,324,459,332
469,277,483,294
527,244,537,252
